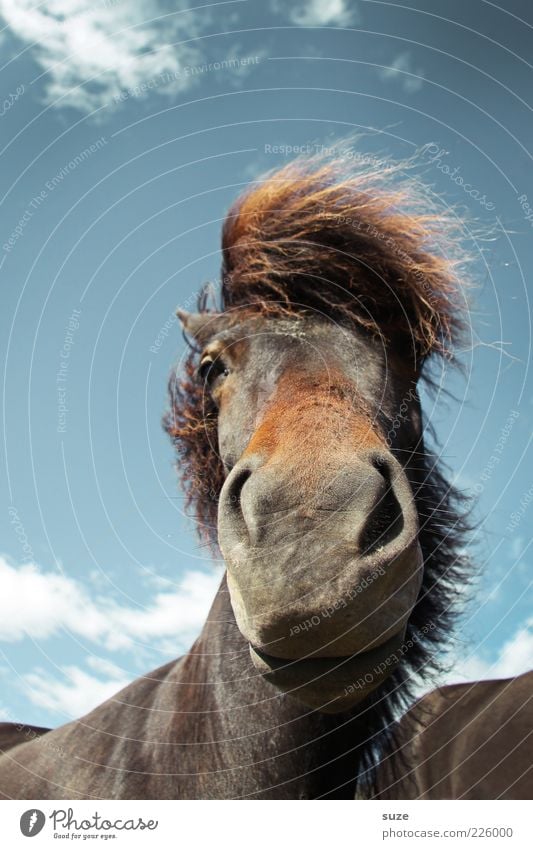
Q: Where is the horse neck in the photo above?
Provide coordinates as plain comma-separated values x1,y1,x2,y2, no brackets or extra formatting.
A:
162,575,366,799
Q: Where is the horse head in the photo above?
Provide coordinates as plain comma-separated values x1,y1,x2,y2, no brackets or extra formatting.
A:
167,154,469,714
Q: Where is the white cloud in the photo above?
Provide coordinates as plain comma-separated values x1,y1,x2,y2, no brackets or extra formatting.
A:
378,51,425,94
24,659,131,718
278,0,358,27
439,618,533,686
0,555,221,720
106,569,223,650
0,0,210,112
0,555,221,652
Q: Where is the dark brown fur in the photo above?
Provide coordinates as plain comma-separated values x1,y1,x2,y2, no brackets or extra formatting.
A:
372,670,533,799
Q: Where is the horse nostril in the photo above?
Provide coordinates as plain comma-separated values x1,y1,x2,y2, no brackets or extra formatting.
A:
359,458,405,555
226,467,252,512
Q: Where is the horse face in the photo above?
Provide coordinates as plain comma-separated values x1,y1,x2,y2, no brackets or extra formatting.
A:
180,311,424,712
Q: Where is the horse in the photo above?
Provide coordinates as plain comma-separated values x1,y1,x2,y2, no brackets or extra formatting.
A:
0,153,530,799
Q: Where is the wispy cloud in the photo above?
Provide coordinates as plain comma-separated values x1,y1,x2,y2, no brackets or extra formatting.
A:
440,617,533,686
0,0,211,112
0,554,221,720
378,51,425,94
275,0,358,27
0,555,220,651
24,656,131,718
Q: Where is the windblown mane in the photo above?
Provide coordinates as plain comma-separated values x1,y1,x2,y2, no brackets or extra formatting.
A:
220,155,468,358
165,152,473,793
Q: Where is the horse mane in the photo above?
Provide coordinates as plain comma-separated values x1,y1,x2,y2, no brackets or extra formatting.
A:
219,155,468,357
164,151,473,792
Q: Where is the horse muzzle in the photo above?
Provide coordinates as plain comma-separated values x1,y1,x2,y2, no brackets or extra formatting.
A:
218,449,423,710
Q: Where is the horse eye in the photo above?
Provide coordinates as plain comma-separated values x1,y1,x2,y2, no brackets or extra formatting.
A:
197,357,230,387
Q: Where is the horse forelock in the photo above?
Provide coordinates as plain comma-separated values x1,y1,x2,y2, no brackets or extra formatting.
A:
219,152,471,362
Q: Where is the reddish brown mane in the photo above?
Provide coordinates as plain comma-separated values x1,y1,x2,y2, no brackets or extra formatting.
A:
220,155,469,359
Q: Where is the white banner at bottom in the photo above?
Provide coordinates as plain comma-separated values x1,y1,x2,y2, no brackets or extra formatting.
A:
0,800,528,848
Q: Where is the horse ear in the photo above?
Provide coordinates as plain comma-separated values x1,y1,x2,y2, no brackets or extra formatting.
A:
176,309,227,345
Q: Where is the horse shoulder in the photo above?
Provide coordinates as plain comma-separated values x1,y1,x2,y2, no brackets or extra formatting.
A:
0,722,51,755
373,670,533,799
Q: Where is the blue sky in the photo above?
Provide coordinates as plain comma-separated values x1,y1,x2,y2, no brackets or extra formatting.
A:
0,0,531,727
